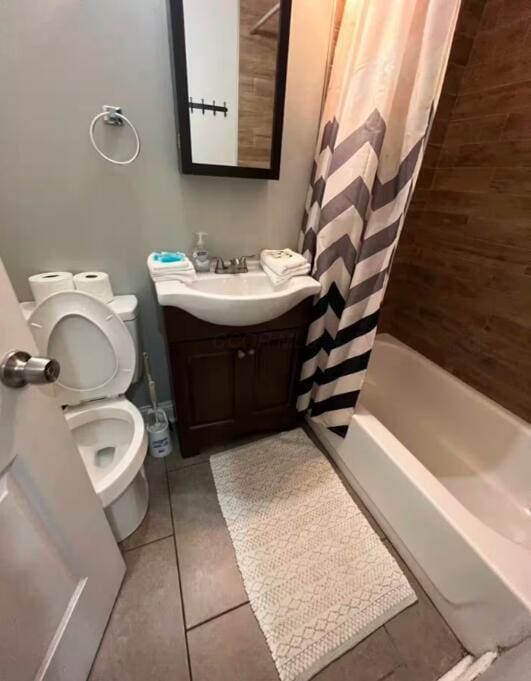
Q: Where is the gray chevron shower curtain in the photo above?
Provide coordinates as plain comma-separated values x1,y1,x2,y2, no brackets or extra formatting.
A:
298,0,461,434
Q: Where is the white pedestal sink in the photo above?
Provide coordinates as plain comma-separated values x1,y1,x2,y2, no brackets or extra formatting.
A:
155,269,321,326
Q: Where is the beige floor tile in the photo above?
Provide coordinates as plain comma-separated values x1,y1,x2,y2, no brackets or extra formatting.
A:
385,595,463,681
165,441,225,472
380,667,411,681
89,537,189,681
169,463,247,628
314,627,403,681
188,604,278,681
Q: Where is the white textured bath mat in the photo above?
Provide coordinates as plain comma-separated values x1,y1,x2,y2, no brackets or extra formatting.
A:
210,428,417,681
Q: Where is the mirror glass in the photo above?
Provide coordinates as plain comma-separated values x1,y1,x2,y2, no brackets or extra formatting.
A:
171,1,292,179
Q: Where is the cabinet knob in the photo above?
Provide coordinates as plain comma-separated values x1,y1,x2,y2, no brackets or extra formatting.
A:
248,348,255,356
237,349,246,359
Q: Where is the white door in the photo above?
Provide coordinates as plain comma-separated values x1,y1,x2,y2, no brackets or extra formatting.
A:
0,260,125,681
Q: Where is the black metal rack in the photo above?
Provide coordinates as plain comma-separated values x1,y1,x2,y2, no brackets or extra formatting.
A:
188,98,228,117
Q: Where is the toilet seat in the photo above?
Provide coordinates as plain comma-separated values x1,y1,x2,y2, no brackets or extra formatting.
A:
27,290,135,406
65,397,147,507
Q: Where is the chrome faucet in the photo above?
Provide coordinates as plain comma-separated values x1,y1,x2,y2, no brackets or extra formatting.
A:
213,256,253,274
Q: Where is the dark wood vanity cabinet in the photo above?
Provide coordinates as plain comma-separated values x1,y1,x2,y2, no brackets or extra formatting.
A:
163,303,310,456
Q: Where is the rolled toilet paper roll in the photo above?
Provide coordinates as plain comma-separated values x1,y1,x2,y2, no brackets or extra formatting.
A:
73,272,114,302
29,271,75,304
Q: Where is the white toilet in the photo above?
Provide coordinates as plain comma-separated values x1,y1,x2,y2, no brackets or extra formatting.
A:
22,291,149,542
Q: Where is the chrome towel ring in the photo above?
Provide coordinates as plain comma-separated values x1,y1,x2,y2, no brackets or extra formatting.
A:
89,105,141,165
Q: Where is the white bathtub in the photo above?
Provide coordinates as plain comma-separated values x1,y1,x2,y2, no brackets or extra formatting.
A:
309,334,531,655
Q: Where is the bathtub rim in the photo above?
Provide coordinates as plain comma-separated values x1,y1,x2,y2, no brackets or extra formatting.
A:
374,333,531,432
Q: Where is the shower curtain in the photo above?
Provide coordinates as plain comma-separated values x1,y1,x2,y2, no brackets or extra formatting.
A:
298,0,461,434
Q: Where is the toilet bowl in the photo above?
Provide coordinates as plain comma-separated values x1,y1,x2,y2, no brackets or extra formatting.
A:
65,397,149,540
25,290,149,542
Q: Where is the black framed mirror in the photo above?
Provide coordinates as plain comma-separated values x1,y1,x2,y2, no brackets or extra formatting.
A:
168,0,293,180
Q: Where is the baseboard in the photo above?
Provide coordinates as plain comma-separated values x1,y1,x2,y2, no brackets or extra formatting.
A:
139,400,176,424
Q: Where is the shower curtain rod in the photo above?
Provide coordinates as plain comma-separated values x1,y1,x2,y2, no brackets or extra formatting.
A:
250,3,280,34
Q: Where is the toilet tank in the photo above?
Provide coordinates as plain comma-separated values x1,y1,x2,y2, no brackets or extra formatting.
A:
108,295,141,383
20,293,142,384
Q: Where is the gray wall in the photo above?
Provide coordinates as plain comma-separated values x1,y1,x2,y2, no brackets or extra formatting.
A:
0,0,333,405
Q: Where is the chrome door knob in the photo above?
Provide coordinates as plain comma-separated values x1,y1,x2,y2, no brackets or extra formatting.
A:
0,350,60,388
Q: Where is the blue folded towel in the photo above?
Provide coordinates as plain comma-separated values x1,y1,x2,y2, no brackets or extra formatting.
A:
153,251,186,263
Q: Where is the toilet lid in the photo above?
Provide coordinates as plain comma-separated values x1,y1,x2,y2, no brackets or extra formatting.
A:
28,290,136,406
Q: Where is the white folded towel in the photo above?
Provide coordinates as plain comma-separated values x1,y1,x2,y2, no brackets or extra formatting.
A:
260,248,309,276
147,253,196,282
262,261,310,288
150,271,197,282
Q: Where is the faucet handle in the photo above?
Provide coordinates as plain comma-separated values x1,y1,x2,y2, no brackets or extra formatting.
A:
235,255,255,273
213,256,227,273
239,255,256,266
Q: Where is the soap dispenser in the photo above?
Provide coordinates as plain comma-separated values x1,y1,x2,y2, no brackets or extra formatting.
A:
192,232,210,272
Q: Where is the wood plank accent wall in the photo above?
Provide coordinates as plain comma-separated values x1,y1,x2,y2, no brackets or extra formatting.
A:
238,0,279,168
380,0,531,422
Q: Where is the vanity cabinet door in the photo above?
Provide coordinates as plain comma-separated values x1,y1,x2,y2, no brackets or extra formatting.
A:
172,338,242,426
247,329,303,421
170,336,251,455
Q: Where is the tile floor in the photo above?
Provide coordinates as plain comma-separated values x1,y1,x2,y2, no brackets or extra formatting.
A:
89,429,464,681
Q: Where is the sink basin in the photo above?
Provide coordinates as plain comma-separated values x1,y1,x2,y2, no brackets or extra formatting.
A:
155,269,321,326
